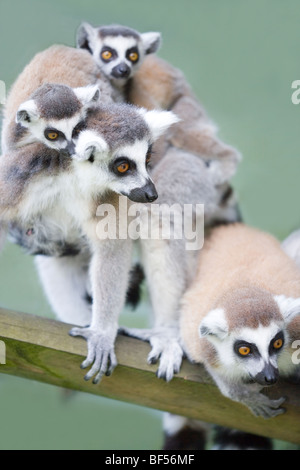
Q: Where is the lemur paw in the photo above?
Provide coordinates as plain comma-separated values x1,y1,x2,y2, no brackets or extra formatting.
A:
119,326,184,382
244,394,286,419
69,326,117,384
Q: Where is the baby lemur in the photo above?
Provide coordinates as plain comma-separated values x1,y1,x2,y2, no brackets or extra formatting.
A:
1,44,114,155
180,223,300,418
76,22,241,170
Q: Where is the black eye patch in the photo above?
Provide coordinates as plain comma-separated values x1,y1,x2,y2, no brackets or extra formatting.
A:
269,331,285,355
44,128,65,142
110,157,136,177
72,121,86,139
126,47,139,63
234,340,260,358
100,46,117,62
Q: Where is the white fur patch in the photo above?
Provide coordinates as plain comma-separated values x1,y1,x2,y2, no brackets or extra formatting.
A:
139,109,180,141
274,294,300,322
73,85,100,107
199,308,228,339
74,130,108,161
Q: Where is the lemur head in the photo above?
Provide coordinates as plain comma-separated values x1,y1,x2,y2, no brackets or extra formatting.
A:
16,83,100,154
74,104,178,203
77,23,161,86
199,287,300,386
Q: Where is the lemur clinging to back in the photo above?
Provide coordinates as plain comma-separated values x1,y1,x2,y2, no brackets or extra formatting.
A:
180,223,300,418
1,45,114,155
77,22,161,103
77,22,241,170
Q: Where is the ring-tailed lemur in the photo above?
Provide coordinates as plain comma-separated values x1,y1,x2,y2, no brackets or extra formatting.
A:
179,223,300,418
76,23,161,102
1,45,114,155
77,22,241,168
0,97,178,382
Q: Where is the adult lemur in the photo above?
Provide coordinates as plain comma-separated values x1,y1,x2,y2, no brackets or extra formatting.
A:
1,89,177,383
161,224,300,449
180,223,300,418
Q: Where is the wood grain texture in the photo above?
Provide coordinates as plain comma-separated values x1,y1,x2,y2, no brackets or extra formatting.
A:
0,308,299,444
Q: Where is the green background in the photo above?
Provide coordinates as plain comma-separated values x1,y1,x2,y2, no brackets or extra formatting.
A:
0,0,300,450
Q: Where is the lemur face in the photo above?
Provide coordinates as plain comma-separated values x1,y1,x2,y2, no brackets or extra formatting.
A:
16,84,100,155
218,322,285,386
199,294,300,386
74,108,178,203
77,23,161,86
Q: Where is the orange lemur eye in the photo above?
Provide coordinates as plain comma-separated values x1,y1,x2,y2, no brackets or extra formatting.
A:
101,50,113,60
273,338,283,350
238,346,251,356
117,162,130,173
129,52,139,62
47,132,59,140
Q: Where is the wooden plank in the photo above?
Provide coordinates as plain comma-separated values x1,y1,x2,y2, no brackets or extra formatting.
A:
0,307,299,444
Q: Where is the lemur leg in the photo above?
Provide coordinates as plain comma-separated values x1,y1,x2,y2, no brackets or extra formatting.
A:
70,237,133,384
35,253,92,327
120,236,193,382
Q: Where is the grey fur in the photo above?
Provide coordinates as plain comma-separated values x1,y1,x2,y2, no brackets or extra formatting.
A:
86,104,151,151
31,84,82,120
98,25,141,40
119,147,240,381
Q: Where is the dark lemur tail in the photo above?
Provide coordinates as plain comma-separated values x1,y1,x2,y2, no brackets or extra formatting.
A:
125,263,145,309
212,426,273,450
84,263,145,309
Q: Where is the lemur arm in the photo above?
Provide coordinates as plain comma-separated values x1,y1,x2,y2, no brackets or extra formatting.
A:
35,254,92,327
70,235,133,384
207,366,286,419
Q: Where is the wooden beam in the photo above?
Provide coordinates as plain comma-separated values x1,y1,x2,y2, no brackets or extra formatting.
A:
0,307,299,444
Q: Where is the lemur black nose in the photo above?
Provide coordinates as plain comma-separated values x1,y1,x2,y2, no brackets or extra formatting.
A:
145,191,158,203
255,364,279,386
112,63,131,78
127,180,158,203
264,374,278,385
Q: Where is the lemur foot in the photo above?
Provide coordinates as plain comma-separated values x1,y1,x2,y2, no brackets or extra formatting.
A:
243,394,286,419
69,326,117,384
119,326,183,382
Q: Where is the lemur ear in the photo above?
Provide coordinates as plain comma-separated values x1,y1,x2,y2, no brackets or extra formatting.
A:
74,130,108,161
76,22,98,54
139,109,180,142
74,85,100,109
282,229,300,269
274,295,300,323
199,308,229,340
16,100,39,126
140,32,162,54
